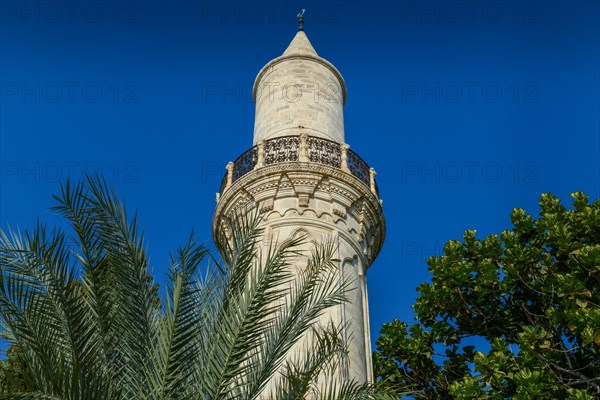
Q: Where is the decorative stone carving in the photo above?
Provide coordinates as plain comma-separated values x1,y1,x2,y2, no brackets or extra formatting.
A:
341,143,350,173
298,194,310,207
369,168,377,196
225,161,234,191
332,203,346,218
232,190,255,213
299,132,309,162
214,163,385,270
260,198,274,213
220,219,231,241
275,174,295,199
254,140,265,169
357,200,367,242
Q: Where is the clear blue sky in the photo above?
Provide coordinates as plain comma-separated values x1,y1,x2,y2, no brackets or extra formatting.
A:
1,0,599,351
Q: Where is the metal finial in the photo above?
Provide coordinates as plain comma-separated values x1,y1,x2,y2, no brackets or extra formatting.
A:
297,9,305,31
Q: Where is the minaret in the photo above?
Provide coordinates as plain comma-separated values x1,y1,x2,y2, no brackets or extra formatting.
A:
213,24,385,384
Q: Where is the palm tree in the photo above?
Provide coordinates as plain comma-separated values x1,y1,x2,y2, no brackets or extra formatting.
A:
0,176,396,400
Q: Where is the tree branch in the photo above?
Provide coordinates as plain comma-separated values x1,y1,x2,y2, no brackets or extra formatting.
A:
536,354,600,393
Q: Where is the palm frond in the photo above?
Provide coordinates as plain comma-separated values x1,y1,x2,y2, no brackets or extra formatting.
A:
1,176,382,400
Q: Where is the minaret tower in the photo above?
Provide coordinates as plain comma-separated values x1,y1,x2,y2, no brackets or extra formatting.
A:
213,23,385,383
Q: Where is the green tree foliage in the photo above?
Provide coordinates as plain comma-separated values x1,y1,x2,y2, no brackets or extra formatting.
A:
374,192,600,399
0,176,396,400
0,344,27,391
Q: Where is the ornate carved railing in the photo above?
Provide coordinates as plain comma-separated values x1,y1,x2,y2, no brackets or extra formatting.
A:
219,134,379,198
307,136,341,168
265,135,300,164
232,146,257,182
346,149,370,187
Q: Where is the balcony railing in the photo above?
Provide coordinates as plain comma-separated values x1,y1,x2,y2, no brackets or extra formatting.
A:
219,133,379,198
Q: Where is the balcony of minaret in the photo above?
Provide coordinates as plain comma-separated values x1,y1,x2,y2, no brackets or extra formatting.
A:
216,132,381,201
213,131,385,269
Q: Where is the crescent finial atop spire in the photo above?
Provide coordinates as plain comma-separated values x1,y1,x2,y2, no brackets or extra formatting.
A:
297,8,305,31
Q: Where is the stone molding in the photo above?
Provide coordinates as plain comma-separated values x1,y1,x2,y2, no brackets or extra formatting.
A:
213,162,386,266
253,54,348,105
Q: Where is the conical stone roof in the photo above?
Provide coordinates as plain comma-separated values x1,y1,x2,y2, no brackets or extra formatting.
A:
252,30,347,105
281,31,319,57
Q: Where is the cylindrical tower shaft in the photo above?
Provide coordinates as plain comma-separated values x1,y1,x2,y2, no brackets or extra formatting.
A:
213,28,385,388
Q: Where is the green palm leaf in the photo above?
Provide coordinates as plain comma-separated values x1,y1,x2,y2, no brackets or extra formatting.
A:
0,175,396,400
